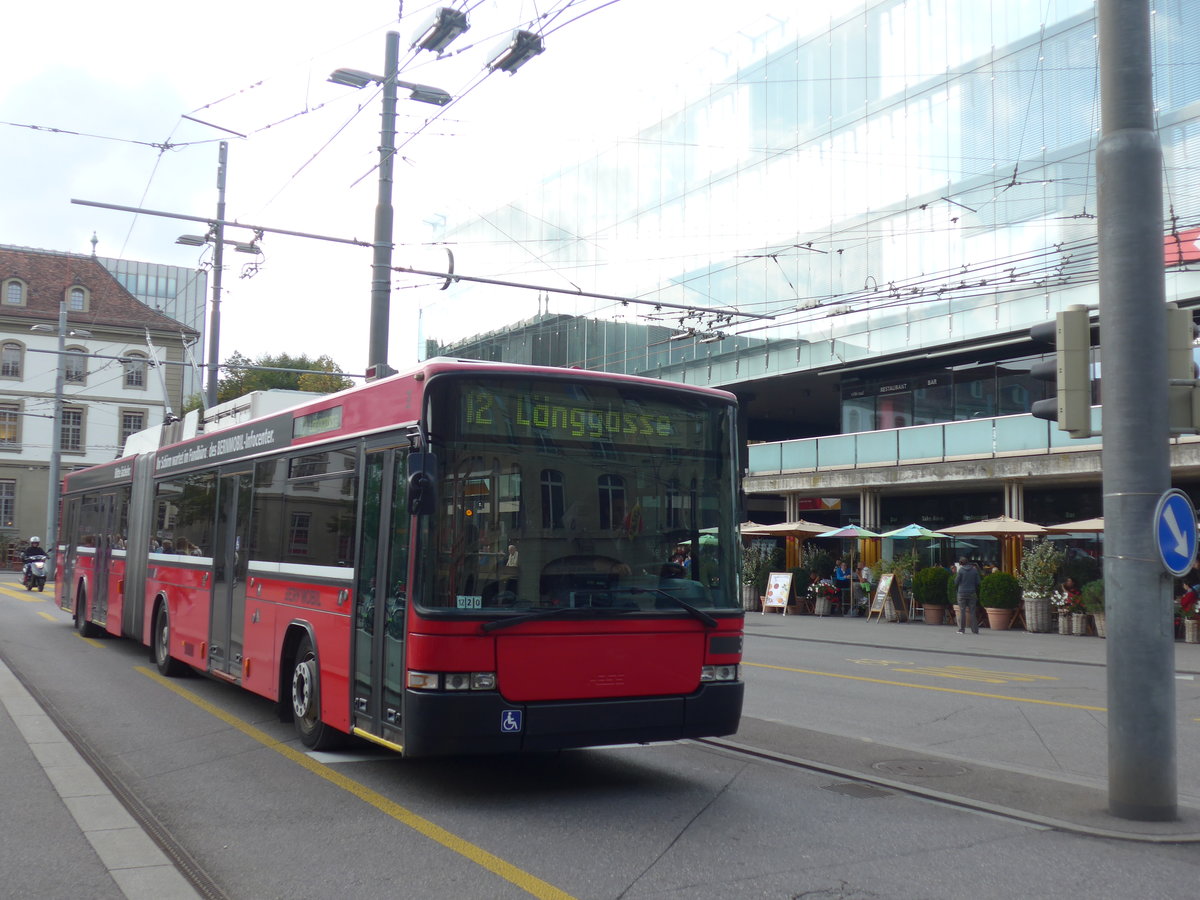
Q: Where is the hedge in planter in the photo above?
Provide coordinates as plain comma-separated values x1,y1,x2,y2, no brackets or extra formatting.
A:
913,566,950,624
980,571,1021,630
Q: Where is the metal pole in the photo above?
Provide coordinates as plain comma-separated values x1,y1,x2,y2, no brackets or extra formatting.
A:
205,141,228,407
1097,0,1176,821
367,31,400,379
45,300,67,581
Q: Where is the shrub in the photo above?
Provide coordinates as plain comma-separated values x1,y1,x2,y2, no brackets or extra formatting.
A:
980,572,1021,609
913,566,950,607
1017,539,1066,598
1081,579,1105,613
742,543,782,594
804,547,835,579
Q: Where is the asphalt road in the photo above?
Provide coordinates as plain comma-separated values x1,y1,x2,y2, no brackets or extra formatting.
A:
4,576,1200,899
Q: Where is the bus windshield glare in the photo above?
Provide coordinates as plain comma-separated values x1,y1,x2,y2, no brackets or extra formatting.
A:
418,376,740,615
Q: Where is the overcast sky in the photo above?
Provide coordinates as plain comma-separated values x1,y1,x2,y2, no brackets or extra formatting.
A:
1,0,789,376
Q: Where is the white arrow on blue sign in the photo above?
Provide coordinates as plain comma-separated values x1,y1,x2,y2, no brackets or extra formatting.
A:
1155,489,1199,577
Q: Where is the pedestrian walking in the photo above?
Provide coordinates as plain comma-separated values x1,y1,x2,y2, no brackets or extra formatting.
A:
954,556,981,634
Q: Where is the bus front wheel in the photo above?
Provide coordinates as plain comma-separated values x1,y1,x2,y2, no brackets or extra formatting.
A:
291,635,345,751
74,590,100,638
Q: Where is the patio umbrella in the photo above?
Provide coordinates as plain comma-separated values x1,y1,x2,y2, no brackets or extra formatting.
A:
879,523,947,539
816,524,881,539
939,516,1047,572
1044,517,1104,533
939,515,1048,536
743,519,832,538
880,523,949,566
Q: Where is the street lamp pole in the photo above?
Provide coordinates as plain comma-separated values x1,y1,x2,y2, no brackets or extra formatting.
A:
329,33,450,380
206,141,228,407
368,31,400,380
44,300,67,580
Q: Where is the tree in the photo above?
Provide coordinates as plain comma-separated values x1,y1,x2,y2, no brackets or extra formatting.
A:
216,352,353,404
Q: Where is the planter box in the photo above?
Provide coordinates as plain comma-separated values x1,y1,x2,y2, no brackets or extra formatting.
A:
1024,596,1051,633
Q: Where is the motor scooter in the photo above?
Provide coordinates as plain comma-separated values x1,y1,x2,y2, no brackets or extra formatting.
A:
23,553,47,592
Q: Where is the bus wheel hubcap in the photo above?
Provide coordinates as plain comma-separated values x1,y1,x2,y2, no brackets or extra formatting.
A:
293,661,315,720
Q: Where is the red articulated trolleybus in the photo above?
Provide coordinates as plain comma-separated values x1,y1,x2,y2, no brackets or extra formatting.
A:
57,359,745,756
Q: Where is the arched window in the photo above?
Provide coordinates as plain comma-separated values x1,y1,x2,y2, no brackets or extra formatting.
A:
64,347,88,384
3,279,26,306
1,342,23,379
123,352,147,389
68,285,88,311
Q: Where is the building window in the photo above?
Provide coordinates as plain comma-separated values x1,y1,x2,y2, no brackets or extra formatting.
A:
288,512,311,556
123,353,147,389
0,479,14,527
1,342,22,379
64,347,88,384
540,469,564,529
119,410,146,448
61,407,84,453
0,404,19,450
598,474,625,531
68,286,87,311
4,279,25,306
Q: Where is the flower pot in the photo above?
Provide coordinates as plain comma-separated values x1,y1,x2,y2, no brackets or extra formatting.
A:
984,607,1013,630
1092,612,1106,638
814,596,832,617
1186,619,1200,644
924,604,947,625
1024,596,1051,633
1057,613,1071,635
742,585,760,612
1071,612,1087,636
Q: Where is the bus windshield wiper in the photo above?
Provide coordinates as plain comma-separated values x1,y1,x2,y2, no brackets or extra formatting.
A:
481,604,639,632
609,587,719,628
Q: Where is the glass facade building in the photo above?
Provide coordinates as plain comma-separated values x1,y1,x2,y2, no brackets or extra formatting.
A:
424,0,1200,529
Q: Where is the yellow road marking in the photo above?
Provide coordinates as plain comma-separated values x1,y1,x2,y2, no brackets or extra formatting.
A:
849,658,1059,685
74,633,104,649
37,611,58,622
137,667,576,900
745,661,1106,712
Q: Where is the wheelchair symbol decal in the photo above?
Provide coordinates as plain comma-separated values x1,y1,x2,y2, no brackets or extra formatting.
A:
500,709,523,733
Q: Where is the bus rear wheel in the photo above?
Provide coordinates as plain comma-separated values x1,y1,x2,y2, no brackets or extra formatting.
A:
291,635,345,751
152,604,186,677
74,590,100,638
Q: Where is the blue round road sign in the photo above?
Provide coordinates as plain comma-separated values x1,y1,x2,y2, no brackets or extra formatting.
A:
1155,489,1199,577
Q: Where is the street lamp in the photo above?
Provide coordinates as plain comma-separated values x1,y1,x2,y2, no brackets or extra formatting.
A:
328,31,451,380
31,309,91,579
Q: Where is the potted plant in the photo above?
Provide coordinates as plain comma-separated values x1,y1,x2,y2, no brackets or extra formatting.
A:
913,566,951,625
1017,539,1066,633
979,571,1021,630
877,552,919,621
741,542,781,611
1081,579,1105,637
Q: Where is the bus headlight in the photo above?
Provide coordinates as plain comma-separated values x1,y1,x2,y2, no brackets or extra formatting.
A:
411,671,497,691
700,664,740,682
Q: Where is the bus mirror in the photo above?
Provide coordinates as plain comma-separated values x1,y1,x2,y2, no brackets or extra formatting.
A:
407,452,438,516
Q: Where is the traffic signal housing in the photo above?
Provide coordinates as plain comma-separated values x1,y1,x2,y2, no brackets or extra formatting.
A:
1030,304,1093,438
1167,304,1200,434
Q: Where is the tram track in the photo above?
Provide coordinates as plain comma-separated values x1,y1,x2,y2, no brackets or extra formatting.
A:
695,734,1200,843
1,647,231,900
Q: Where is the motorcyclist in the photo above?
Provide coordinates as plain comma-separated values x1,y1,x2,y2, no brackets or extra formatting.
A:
22,536,46,563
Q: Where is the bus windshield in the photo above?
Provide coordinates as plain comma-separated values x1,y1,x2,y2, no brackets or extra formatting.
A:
417,375,740,616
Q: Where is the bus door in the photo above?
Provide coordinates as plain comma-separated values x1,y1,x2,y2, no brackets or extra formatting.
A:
85,492,115,626
210,470,253,679
352,447,410,742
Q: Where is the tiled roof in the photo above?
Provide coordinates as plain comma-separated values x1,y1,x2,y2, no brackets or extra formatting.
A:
0,246,199,335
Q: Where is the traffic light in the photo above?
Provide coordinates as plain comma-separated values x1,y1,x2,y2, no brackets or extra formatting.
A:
1030,304,1093,438
1168,304,1200,434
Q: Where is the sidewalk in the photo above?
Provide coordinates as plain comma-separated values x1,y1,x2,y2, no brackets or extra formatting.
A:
0,584,202,900
734,605,1200,842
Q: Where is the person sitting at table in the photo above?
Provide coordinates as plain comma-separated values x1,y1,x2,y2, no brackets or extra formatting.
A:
833,558,851,596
